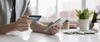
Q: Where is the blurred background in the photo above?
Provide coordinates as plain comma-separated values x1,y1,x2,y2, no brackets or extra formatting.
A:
29,0,100,23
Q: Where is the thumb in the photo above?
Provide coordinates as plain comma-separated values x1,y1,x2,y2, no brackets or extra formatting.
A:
48,22,54,27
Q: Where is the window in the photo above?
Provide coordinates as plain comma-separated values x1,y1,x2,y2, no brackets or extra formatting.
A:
30,0,100,15
30,0,89,22
38,0,56,16
86,0,99,10
30,0,82,14
63,0,82,11
30,0,37,14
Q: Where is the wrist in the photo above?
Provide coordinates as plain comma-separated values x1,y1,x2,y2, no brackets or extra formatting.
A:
10,22,17,31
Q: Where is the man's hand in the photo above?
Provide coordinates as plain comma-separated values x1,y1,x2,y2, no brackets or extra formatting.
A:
44,22,60,35
31,22,60,35
15,16,32,31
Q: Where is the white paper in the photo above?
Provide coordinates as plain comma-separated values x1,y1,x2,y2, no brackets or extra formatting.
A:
6,27,32,41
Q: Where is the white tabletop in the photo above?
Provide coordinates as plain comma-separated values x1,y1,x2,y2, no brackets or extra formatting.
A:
61,33,100,42
0,32,100,42
0,32,60,42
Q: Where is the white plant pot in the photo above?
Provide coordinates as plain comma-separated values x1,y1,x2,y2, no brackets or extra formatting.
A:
78,19,90,31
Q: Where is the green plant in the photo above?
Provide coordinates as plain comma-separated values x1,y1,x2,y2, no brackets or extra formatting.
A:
76,9,93,19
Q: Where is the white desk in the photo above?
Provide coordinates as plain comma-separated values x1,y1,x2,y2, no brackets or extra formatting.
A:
0,32,100,42
62,33,100,42
0,32,60,42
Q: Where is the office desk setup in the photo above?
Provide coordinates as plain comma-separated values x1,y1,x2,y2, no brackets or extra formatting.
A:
0,17,99,42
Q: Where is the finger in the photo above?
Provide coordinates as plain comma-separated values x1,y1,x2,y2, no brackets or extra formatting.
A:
27,19,32,23
19,16,30,20
49,29,57,35
52,26,59,31
17,27,28,31
16,24,29,27
50,27,58,32
53,27,59,32
48,22,54,26
51,26,59,30
57,25,60,29
21,16,32,21
18,18,31,23
21,16,28,18
17,18,27,23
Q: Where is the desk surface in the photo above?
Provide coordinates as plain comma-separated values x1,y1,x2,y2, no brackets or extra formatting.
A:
62,33,100,42
0,32,100,42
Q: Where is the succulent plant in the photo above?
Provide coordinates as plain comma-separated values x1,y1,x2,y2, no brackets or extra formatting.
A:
76,9,93,19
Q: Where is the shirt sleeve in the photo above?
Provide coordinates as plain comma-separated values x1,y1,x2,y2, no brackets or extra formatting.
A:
26,0,31,11
25,0,32,15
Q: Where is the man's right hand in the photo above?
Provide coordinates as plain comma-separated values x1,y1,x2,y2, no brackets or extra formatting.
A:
15,16,32,31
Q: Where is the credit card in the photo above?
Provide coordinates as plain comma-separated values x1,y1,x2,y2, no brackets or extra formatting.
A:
29,15,41,22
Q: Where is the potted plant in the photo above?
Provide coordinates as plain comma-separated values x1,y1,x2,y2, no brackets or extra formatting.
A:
76,9,93,31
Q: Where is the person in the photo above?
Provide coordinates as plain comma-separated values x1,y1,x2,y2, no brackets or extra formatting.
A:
0,0,60,35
